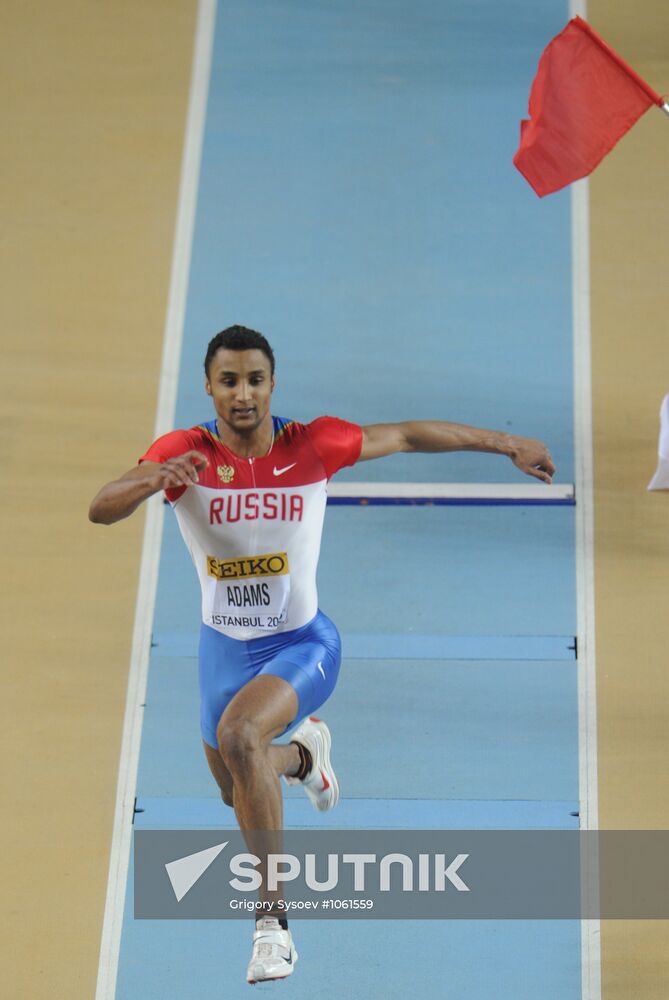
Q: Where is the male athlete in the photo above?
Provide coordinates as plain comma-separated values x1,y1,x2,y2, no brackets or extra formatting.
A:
89,325,555,984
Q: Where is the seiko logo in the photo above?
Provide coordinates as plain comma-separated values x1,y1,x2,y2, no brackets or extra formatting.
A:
207,551,289,581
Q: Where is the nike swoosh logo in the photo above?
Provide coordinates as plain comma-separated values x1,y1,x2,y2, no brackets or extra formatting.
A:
320,769,330,792
317,661,325,679
273,463,297,476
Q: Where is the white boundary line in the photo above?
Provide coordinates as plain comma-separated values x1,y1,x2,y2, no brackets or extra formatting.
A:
573,179,603,1000
327,482,574,500
572,184,599,831
573,174,602,1000
94,3,217,998
570,0,602,984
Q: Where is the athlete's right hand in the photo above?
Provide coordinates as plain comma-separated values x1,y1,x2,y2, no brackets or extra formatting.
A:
150,450,209,491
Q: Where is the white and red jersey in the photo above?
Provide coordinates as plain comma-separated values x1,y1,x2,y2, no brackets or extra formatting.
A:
140,415,362,640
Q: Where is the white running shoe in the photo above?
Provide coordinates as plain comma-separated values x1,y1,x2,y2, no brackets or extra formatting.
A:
284,716,340,812
246,917,298,984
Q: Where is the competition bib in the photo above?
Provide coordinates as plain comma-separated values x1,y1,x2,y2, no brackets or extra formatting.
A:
206,551,290,631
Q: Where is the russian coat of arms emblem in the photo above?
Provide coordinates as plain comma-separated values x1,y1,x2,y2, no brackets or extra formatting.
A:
217,464,235,483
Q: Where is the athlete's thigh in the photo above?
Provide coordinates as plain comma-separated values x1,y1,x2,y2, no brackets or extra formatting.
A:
259,614,342,728
217,673,299,746
199,623,258,749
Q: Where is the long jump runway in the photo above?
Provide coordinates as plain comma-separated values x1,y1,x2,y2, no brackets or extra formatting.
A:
111,1,584,996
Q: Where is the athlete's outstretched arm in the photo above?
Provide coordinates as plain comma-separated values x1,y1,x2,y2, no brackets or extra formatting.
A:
358,422,555,483
88,450,208,525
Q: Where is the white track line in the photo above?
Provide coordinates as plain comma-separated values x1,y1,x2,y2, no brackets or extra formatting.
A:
327,482,574,500
570,45,602,1000
570,10,601,1000
94,4,216,998
573,177,603,1000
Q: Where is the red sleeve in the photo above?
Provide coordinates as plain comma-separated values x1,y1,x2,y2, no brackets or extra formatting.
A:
138,429,199,465
306,416,363,478
138,429,202,503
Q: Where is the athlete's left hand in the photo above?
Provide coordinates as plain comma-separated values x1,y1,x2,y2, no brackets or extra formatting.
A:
507,436,555,484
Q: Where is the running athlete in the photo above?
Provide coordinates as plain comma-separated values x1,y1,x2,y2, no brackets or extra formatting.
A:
89,325,555,984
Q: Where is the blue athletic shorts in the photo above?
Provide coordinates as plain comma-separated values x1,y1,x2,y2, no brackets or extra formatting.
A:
198,609,341,749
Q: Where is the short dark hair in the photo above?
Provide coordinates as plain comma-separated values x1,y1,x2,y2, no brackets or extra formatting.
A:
204,325,275,376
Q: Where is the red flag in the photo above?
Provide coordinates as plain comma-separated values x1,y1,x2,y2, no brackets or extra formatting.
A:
514,16,664,197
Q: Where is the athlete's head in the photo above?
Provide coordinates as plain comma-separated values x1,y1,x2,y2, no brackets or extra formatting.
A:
204,325,275,435
204,325,275,377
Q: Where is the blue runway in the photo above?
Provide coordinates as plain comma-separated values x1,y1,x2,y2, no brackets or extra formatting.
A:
116,0,581,996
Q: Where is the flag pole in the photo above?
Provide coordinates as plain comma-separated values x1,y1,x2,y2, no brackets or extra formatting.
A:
662,103,669,117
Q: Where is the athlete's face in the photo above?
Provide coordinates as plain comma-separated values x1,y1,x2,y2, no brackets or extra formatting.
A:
205,349,275,434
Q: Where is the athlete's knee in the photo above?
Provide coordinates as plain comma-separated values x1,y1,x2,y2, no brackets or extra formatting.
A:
217,718,263,770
